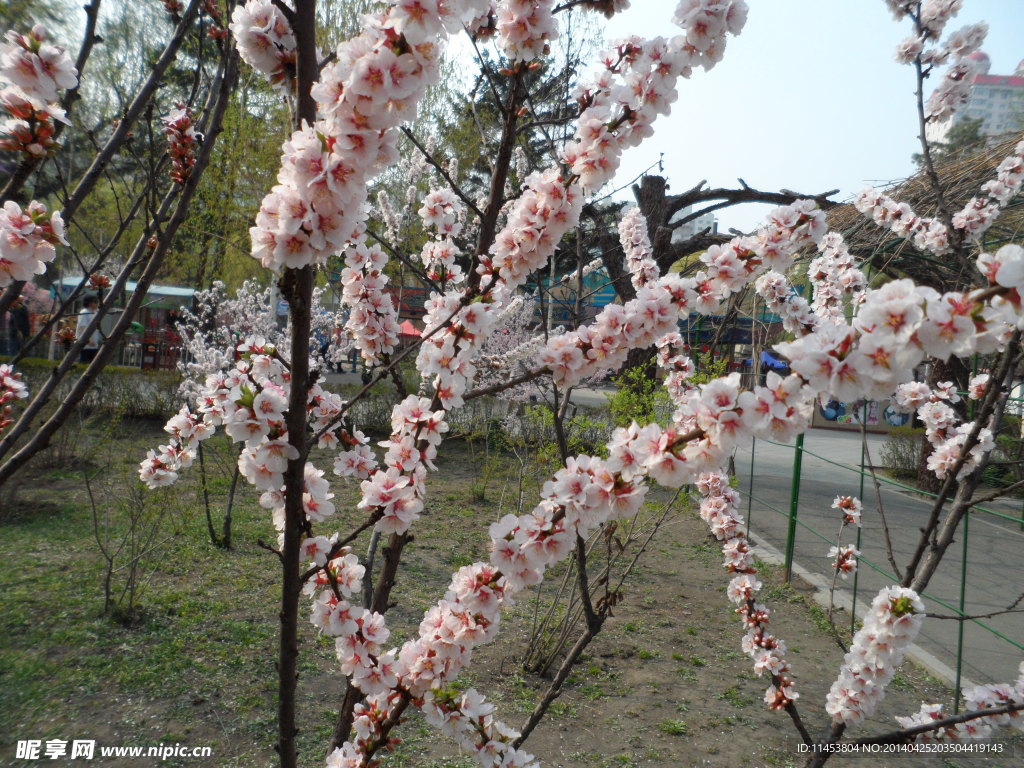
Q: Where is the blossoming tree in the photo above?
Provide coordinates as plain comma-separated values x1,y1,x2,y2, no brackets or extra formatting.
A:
65,0,1024,766
0,0,239,478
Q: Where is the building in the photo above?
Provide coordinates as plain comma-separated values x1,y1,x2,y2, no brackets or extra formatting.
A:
927,52,1024,144
670,205,717,243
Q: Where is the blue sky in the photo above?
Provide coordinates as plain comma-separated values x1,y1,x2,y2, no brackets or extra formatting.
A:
609,0,1024,232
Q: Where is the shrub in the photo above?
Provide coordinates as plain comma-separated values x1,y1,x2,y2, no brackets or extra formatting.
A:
608,364,671,428
2,356,181,420
879,425,924,479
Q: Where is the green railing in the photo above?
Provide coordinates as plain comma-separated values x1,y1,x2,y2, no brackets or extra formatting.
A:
739,411,1024,711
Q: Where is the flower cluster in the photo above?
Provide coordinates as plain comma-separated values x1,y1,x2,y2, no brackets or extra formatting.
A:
420,236,465,286
672,0,748,71
697,472,799,710
559,1,747,193
828,544,859,579
140,338,350,534
889,1,989,140
496,0,558,62
492,450,648,587
229,0,297,94
924,416,994,481
890,1,978,54
925,24,987,122
0,25,77,157
693,371,814,449
967,372,989,400
895,662,1024,741
826,496,860,579
0,363,28,436
417,188,466,286
320,559,535,768
953,140,1024,240
162,105,200,184
422,688,538,768
808,232,866,323
250,125,366,271
482,168,583,293
891,379,958,412
248,0,491,273
700,199,827,297
775,258,1016,405
656,332,695,414
853,188,950,256
755,271,816,334
416,293,497,410
893,380,993,480
832,495,862,527
332,427,377,481
0,200,67,287
357,395,449,533
826,586,926,726
563,35,699,193
340,227,402,366
139,405,213,488
618,206,658,289
418,188,463,239
978,243,1024,327
538,273,693,387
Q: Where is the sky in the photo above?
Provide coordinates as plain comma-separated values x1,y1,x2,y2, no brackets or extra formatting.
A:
604,0,1024,232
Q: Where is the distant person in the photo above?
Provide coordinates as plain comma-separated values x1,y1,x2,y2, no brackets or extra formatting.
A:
77,294,101,363
9,301,29,355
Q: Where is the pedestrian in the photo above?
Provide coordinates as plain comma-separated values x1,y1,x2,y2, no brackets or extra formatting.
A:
76,294,101,363
9,300,29,356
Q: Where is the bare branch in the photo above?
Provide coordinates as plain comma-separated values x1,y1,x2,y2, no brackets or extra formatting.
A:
853,701,1024,745
400,126,484,219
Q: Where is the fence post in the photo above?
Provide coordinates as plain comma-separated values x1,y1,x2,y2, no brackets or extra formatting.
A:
953,510,969,714
851,403,868,635
783,433,804,582
746,435,756,537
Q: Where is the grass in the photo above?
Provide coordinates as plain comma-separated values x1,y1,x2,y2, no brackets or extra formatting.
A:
675,667,697,682
716,686,755,708
657,719,689,736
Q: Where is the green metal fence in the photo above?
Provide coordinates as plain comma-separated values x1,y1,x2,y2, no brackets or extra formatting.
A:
736,411,1024,711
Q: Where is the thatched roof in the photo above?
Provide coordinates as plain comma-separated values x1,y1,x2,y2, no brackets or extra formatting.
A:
827,133,1024,290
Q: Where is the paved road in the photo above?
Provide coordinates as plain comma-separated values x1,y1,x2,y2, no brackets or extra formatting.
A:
733,428,1024,688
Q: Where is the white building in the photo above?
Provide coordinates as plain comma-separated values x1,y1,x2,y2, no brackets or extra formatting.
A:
927,52,1024,144
670,205,717,242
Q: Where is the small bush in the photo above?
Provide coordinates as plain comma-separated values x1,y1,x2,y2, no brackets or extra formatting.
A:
608,364,674,428
879,425,924,479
